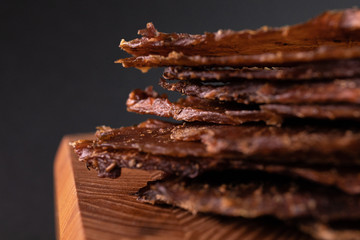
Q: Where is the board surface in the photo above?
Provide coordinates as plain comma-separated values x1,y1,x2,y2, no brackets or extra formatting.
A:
54,134,312,240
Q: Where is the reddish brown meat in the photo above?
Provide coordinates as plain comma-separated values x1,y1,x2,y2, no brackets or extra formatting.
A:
94,120,208,158
120,9,360,57
171,123,360,165
162,60,360,81
94,120,360,165
71,139,208,178
137,170,360,222
71,137,360,194
126,87,282,125
261,104,360,120
159,78,360,104
299,220,360,240
116,46,360,70
127,86,360,123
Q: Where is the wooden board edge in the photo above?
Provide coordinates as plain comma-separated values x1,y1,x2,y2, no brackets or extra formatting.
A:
54,136,86,240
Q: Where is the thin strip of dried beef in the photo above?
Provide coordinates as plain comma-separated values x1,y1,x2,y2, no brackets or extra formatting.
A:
298,220,360,240
120,9,360,57
136,170,360,222
162,60,360,81
261,104,360,120
170,123,360,165
116,46,360,71
126,86,282,125
71,137,360,194
159,78,360,104
127,86,360,123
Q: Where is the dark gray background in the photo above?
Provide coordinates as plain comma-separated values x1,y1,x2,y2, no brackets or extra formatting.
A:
1,0,359,239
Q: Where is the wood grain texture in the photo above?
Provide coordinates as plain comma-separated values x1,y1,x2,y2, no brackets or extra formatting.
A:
54,134,313,240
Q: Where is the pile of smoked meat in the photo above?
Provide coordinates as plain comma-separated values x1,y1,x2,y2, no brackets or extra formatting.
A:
72,9,360,240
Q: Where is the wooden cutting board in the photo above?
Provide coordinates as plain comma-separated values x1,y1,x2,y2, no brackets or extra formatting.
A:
54,134,313,240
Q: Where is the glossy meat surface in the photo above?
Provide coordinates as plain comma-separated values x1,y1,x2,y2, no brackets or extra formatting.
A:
137,171,360,221
120,10,360,57
159,78,360,104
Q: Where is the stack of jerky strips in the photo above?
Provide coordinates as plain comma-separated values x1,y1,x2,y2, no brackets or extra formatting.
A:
72,9,360,240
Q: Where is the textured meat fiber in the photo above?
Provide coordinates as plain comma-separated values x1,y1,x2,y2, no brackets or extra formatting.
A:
159,78,360,104
120,9,360,57
162,60,360,81
137,170,360,222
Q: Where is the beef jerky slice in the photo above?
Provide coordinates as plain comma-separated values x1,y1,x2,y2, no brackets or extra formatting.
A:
94,119,207,158
72,140,208,178
72,138,360,194
137,171,360,222
127,86,360,123
159,78,360,104
71,119,360,193
120,9,360,57
299,220,360,240
261,104,360,120
163,59,360,81
116,46,360,70
72,119,360,165
126,86,281,125
171,123,360,165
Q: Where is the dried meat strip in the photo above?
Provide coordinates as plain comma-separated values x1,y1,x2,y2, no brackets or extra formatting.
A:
162,59,360,81
71,119,360,193
159,78,360,104
94,119,208,158
120,9,360,57
299,220,360,240
127,86,360,124
137,170,360,221
171,123,360,165
261,104,360,120
126,86,282,125
95,120,360,165
71,139,208,178
71,138,360,194
255,165,360,195
116,46,360,71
